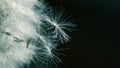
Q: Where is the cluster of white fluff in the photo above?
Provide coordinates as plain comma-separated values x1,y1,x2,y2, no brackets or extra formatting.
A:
0,0,74,68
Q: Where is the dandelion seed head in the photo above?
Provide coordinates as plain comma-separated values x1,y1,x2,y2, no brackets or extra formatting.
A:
0,0,75,68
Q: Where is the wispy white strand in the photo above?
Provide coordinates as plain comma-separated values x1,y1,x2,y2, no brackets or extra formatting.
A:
0,0,75,68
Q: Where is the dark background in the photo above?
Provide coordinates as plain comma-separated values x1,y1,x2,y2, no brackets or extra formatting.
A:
46,0,120,68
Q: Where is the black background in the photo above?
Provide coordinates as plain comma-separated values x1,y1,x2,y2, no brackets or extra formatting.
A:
45,0,120,68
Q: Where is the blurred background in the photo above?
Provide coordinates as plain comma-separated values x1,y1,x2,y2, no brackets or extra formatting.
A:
40,0,120,68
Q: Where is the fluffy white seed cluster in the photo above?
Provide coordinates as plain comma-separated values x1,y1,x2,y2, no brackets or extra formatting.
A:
0,0,74,68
